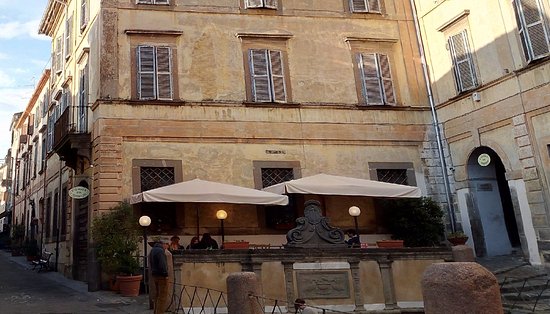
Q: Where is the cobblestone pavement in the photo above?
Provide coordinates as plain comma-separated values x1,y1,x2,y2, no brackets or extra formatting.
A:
0,250,151,314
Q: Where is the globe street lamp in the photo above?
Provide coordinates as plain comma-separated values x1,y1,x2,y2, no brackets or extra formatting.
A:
216,210,228,247
348,206,361,246
138,215,151,293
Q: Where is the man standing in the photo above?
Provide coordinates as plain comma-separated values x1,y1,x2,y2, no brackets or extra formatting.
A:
149,240,168,314
294,298,316,314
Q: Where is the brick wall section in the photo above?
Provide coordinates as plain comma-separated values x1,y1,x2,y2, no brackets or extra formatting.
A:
421,124,457,229
92,135,124,214
512,114,550,240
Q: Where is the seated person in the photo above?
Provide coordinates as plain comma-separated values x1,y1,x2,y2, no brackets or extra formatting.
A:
345,229,360,248
186,236,200,250
169,235,184,252
195,233,219,250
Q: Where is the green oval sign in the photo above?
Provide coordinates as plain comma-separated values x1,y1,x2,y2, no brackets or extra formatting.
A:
477,153,491,167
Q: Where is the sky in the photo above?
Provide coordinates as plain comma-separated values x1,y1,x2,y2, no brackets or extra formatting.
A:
0,0,50,162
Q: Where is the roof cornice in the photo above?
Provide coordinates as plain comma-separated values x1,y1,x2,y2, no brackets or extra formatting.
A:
38,0,67,37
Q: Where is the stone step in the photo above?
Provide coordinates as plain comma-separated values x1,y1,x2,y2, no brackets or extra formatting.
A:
503,301,550,313
500,278,550,294
502,290,550,302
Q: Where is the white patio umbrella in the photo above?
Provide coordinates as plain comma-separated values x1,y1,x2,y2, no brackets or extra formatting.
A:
131,178,288,238
130,178,289,205
262,173,421,198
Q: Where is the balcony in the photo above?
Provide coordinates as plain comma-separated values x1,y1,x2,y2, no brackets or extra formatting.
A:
53,106,91,170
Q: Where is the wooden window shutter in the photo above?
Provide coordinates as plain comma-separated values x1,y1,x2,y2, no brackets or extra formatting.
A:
56,37,63,73
28,115,34,135
78,66,88,132
51,51,56,75
513,0,550,61
269,50,287,102
64,16,72,58
378,54,395,105
265,0,278,9
156,47,173,100
137,46,156,100
80,0,88,29
351,0,368,12
358,53,383,105
246,0,263,8
249,49,272,102
448,30,477,92
367,0,381,13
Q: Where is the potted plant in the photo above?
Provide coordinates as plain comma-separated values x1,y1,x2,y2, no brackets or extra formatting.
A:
23,238,39,261
11,224,25,256
91,202,142,296
447,231,469,246
379,197,445,247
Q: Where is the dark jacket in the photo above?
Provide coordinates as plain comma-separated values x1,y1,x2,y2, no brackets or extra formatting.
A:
149,243,168,277
346,235,360,248
196,235,218,250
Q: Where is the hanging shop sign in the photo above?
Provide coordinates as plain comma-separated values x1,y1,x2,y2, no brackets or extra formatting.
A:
69,186,90,199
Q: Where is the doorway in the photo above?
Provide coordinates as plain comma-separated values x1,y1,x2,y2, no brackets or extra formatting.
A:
72,181,89,281
467,147,520,257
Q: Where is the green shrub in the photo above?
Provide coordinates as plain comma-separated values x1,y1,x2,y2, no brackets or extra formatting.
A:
91,202,141,275
380,197,445,247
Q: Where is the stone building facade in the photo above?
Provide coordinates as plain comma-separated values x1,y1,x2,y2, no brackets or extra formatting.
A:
415,0,550,265
9,0,452,289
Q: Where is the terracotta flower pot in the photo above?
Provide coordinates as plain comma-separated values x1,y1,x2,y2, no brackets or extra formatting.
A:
448,236,468,246
116,274,143,297
223,241,249,249
376,240,404,248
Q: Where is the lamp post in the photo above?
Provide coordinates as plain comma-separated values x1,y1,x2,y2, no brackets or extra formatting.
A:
348,206,361,246
216,210,227,247
138,215,151,293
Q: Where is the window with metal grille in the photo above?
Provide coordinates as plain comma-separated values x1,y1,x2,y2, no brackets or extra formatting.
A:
261,168,294,188
377,169,408,185
140,166,176,233
140,167,175,191
261,168,295,229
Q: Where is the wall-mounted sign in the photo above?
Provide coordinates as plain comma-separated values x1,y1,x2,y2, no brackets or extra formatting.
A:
477,153,491,167
69,186,90,199
265,149,286,155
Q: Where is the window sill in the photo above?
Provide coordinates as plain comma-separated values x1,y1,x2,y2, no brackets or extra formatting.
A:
243,101,300,108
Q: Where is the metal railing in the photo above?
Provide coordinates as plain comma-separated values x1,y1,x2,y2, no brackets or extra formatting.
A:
166,284,357,314
500,276,550,313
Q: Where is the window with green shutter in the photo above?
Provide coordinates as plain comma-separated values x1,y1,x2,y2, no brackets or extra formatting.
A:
350,0,381,13
249,49,287,103
357,52,395,105
512,0,550,63
137,45,173,100
448,30,477,93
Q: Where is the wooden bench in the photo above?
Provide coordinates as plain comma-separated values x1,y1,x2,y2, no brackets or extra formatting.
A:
32,251,53,272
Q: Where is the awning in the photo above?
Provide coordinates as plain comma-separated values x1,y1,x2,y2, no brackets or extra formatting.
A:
262,173,421,198
130,178,289,205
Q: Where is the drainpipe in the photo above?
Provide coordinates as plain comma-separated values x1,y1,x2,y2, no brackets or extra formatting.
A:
410,0,457,232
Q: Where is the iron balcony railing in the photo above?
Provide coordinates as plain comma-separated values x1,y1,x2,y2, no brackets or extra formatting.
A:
53,105,89,150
